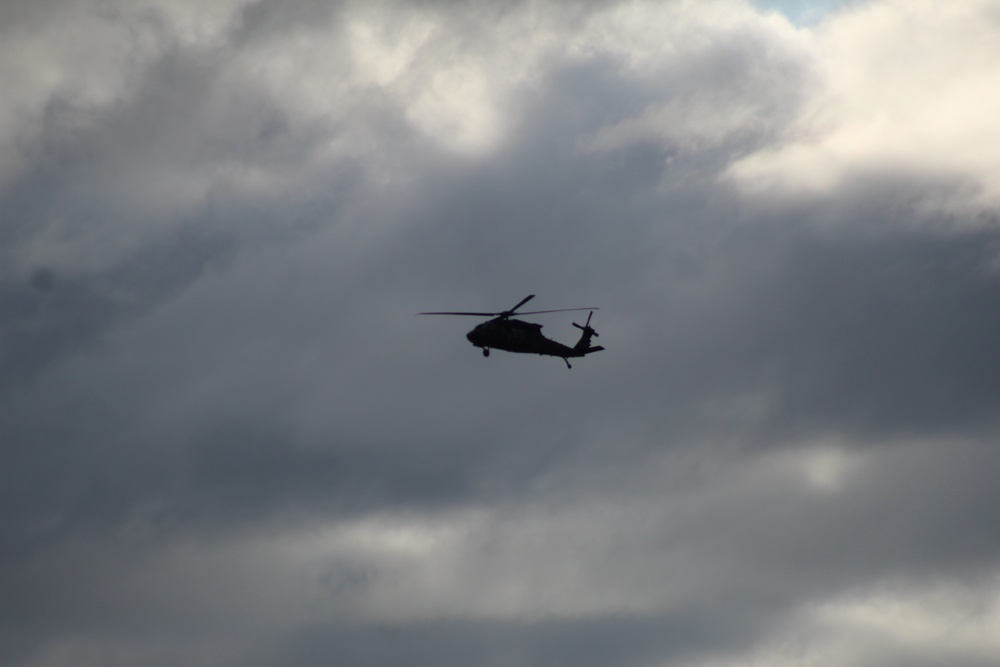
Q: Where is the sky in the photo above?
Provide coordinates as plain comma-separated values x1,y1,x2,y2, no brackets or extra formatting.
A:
3,0,1000,665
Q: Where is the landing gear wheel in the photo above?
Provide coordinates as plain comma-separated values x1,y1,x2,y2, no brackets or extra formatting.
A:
482,348,490,357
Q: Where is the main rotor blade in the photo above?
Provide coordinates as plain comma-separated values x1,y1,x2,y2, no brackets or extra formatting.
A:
417,311,498,316
418,300,598,317
507,294,536,314
517,307,599,315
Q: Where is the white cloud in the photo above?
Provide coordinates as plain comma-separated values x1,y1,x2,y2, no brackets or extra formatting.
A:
706,580,1000,667
729,0,1000,215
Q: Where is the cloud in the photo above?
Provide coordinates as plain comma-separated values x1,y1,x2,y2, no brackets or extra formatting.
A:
729,0,1000,214
3,1,1000,666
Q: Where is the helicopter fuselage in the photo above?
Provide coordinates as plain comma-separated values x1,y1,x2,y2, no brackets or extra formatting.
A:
465,317,602,360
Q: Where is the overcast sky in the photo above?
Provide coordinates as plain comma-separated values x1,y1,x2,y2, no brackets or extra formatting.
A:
3,0,1000,665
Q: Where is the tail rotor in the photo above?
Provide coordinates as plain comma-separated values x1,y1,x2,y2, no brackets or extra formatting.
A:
572,311,601,353
572,311,599,338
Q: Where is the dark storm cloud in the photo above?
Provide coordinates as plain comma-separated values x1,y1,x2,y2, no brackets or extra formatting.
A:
285,607,771,667
750,227,1000,439
4,1,1000,666
613,222,1000,444
0,229,234,392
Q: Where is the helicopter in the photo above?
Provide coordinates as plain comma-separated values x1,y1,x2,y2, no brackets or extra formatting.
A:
418,294,604,368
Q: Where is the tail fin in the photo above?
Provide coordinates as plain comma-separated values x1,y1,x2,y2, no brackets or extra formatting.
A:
572,311,602,353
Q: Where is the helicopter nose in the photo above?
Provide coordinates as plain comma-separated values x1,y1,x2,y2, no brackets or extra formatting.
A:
466,327,484,346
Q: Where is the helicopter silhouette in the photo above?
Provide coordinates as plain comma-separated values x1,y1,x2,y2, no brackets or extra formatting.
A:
419,294,604,368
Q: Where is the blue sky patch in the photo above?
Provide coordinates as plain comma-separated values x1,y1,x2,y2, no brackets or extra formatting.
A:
752,0,863,25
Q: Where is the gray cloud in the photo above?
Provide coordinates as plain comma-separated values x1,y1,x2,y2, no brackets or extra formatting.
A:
3,1,1000,666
